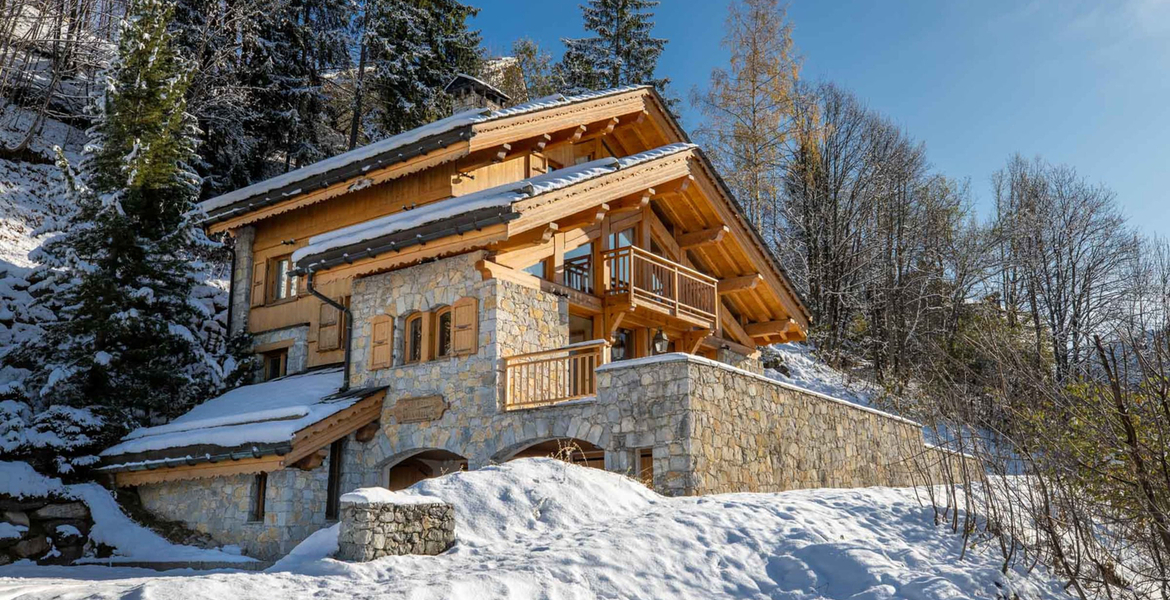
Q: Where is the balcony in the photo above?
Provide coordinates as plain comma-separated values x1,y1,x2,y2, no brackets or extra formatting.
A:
503,340,608,410
600,246,719,329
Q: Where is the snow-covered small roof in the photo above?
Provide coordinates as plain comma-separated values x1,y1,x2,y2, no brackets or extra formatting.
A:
445,73,510,103
291,143,696,272
101,368,368,462
195,86,653,224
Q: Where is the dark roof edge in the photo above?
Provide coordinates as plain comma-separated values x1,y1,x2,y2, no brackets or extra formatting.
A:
196,127,473,228
292,207,520,275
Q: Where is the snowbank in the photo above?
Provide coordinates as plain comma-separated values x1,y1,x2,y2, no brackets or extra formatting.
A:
0,462,253,565
0,459,1074,599
338,488,443,505
763,342,879,407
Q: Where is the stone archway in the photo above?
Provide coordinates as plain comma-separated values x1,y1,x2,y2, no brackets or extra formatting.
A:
381,448,469,491
499,438,606,469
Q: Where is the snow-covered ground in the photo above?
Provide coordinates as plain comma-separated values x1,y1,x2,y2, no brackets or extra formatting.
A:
0,459,1073,600
763,343,879,407
0,461,254,566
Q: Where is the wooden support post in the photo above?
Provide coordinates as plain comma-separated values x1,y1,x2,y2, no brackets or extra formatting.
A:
552,232,565,285
718,273,763,295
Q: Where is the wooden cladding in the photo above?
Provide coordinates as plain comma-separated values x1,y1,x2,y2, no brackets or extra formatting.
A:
451,297,478,356
370,314,393,370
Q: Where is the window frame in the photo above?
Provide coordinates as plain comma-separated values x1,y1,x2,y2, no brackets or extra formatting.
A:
262,348,287,381
325,439,344,521
404,313,425,364
434,306,454,359
248,472,267,522
266,254,298,304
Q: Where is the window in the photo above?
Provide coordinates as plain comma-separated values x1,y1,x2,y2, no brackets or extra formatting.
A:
405,313,424,363
267,255,298,303
325,439,344,520
434,307,453,358
262,349,287,381
249,472,267,522
608,227,635,250
611,328,633,361
637,448,654,486
523,258,548,280
563,243,593,294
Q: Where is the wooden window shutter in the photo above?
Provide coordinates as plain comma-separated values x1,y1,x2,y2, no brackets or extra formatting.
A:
451,297,478,356
250,260,267,307
318,302,341,351
370,315,393,370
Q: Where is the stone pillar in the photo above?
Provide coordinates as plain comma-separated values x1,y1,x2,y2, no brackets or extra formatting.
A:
229,226,256,337
336,492,455,561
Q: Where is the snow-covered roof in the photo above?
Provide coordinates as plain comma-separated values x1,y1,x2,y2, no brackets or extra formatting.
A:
101,368,365,461
195,85,653,224
290,143,696,272
445,73,510,102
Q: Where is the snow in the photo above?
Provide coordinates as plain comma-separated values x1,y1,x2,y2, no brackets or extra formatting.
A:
0,522,27,539
338,488,443,505
762,343,879,407
0,458,1072,599
101,368,348,458
197,86,655,218
53,524,81,537
0,462,253,565
599,352,918,427
292,143,696,268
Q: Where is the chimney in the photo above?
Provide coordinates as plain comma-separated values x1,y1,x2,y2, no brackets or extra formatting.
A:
445,73,511,114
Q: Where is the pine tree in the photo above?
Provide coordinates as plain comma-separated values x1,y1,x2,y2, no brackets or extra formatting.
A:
240,0,353,178
363,0,481,137
6,0,240,457
560,0,674,106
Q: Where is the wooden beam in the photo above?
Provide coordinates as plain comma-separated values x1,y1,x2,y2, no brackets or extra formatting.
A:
744,318,797,338
719,273,763,295
700,335,758,358
114,456,284,487
476,259,541,290
493,143,512,163
569,124,588,144
354,421,380,443
677,225,729,251
609,188,653,216
681,330,710,354
554,203,608,231
719,302,756,349
292,448,328,471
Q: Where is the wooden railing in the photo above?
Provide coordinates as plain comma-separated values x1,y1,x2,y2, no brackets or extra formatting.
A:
563,254,593,294
502,340,608,410
601,246,719,325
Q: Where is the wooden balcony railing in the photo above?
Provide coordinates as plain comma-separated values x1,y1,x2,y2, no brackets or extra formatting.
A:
502,340,608,410
601,246,719,326
563,254,593,294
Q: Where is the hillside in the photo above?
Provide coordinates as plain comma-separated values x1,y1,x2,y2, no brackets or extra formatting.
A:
0,458,1072,600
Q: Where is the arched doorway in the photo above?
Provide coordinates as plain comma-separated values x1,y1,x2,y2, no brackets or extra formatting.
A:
382,449,469,491
507,438,605,469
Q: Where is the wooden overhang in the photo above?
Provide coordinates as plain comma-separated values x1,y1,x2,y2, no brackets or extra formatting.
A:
198,86,680,235
101,389,386,487
296,144,811,341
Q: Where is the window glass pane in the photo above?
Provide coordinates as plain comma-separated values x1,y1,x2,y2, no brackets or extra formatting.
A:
408,317,422,362
523,260,546,279
275,259,290,299
609,228,634,249
437,311,452,357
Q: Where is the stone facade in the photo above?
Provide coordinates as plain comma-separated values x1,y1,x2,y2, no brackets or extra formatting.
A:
336,499,455,561
134,251,972,560
251,325,310,380
137,457,334,561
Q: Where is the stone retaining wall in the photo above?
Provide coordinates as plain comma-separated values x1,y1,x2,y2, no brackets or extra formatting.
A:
0,495,93,565
336,494,455,561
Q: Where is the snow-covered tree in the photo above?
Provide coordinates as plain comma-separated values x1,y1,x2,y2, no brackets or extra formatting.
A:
560,0,674,106
3,0,245,473
363,0,481,137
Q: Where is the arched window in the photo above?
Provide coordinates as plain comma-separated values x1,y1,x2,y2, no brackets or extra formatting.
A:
404,313,424,364
434,306,453,358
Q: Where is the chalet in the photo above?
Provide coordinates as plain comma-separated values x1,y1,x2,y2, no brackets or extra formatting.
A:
99,86,959,560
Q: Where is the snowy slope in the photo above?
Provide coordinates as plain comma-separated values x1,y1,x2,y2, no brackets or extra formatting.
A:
0,459,1073,600
762,343,880,407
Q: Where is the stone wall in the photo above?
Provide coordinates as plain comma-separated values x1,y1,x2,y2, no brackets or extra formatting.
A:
228,226,256,337
597,354,942,495
336,495,454,561
251,325,310,380
0,496,92,565
137,458,335,561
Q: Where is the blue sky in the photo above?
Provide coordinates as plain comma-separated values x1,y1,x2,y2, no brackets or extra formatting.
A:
472,0,1170,235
